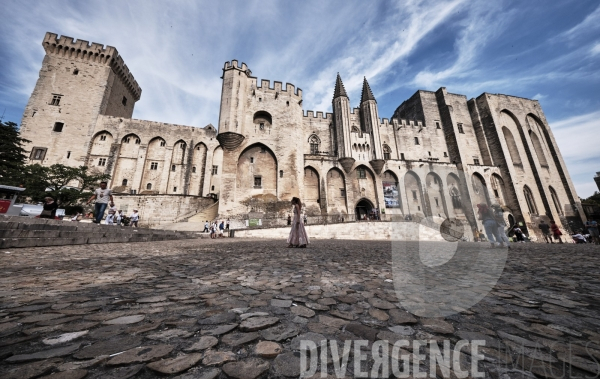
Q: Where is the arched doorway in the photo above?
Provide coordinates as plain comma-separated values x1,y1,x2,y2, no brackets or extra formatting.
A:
355,198,374,221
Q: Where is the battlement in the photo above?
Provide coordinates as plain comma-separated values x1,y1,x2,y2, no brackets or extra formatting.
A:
223,60,252,76
42,32,142,101
302,111,333,120
253,78,302,98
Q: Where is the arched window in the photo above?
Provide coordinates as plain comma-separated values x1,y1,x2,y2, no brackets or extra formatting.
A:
529,131,548,167
502,126,522,165
309,135,320,154
524,185,538,214
122,179,128,186
383,144,391,160
253,111,272,130
146,183,152,190
549,186,563,216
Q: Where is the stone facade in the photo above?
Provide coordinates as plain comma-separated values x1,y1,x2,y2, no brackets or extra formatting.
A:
19,32,584,237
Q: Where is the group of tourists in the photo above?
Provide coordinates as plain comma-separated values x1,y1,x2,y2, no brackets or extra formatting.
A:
203,219,229,238
85,181,139,226
476,203,510,248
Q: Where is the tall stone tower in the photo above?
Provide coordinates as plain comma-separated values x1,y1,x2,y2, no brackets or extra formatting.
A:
216,60,250,150
332,74,354,174
19,32,141,167
360,77,384,174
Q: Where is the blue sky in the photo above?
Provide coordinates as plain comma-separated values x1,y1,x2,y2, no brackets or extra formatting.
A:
1,0,599,197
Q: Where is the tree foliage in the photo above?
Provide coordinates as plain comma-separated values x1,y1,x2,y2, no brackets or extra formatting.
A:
582,191,600,206
24,164,111,206
0,121,30,186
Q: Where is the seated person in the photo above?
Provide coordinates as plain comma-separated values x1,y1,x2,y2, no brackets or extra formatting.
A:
572,232,587,244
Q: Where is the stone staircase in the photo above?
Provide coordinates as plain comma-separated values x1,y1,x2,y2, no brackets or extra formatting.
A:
0,215,200,249
187,200,219,223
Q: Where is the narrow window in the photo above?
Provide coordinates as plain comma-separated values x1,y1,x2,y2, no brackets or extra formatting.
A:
340,188,346,197
412,190,417,200
254,176,262,188
32,111,36,117
160,140,166,147
122,179,128,186
259,123,265,130
401,153,405,160
473,158,480,166
98,158,106,166
173,187,177,192
135,138,140,144
50,94,62,106
211,185,215,191
357,168,366,179
150,162,158,170
250,157,254,163
66,151,71,159
260,147,266,153
32,148,46,160
192,166,197,173
428,151,431,156
100,134,107,141
53,122,64,132
436,122,440,129
122,96,127,106
279,170,283,178
180,143,185,149
384,152,390,160
172,165,176,171
435,198,439,206
414,137,419,145
286,101,289,106
444,152,448,157
73,69,79,75
212,165,218,175
124,137,130,143
494,189,499,198
259,98,262,102
147,183,152,190
457,123,464,134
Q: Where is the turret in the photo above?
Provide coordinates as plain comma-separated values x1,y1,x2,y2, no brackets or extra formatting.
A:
332,74,355,173
360,77,385,174
216,60,250,150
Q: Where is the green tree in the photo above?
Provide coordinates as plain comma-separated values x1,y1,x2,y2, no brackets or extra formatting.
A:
0,121,30,186
24,164,111,206
582,191,600,206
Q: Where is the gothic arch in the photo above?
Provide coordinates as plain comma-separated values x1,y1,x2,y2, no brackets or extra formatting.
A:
308,134,320,154
304,166,320,212
382,170,401,210
122,133,141,145
523,185,538,215
404,171,424,216
236,143,278,199
446,173,465,214
548,186,563,216
501,126,522,165
471,172,490,207
491,173,508,206
172,140,187,164
327,167,347,214
253,111,272,129
353,165,377,208
382,144,392,160
90,131,113,156
529,130,548,167
426,172,448,218
190,142,208,196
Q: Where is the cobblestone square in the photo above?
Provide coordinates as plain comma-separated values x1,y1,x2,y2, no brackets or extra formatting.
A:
1,239,599,378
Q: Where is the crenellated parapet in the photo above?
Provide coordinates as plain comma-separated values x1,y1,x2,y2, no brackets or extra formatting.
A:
223,59,252,76
251,78,302,100
42,32,142,101
302,111,333,120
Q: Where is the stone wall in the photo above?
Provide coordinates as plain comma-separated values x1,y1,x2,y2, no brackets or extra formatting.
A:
112,194,216,227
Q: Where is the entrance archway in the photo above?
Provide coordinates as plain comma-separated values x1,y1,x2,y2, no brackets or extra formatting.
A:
355,198,374,221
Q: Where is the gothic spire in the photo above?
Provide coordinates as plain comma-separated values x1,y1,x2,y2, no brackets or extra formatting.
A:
333,73,348,99
360,77,376,103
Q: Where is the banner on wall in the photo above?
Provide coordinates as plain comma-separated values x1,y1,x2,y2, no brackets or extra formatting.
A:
383,181,400,208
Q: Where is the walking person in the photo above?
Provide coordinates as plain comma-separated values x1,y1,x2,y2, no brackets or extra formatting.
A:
203,221,209,233
86,181,114,224
492,204,509,247
538,220,552,243
219,220,225,238
477,203,500,248
226,218,230,231
287,197,309,248
40,196,58,219
129,209,140,227
585,220,599,245
550,220,563,243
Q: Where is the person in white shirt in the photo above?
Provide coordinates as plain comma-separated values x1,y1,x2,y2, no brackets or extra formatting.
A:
86,182,114,224
106,202,117,225
116,210,123,226
129,209,140,227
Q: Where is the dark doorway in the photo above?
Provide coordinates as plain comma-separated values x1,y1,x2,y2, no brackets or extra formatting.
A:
355,199,374,221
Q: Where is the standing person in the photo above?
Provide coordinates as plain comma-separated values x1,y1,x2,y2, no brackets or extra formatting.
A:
116,210,123,226
477,204,500,248
492,205,509,247
585,220,599,245
219,220,225,238
40,197,58,219
226,218,230,231
210,221,217,239
550,220,563,243
129,209,140,227
287,197,309,248
106,202,117,225
203,221,209,233
86,181,114,224
513,226,525,242
303,214,307,225
287,214,292,226
538,220,552,243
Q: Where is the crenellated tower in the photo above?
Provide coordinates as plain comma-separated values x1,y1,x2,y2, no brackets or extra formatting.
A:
360,77,385,174
19,32,141,168
332,74,355,173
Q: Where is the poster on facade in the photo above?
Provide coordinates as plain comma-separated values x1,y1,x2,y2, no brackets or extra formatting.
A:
383,181,400,208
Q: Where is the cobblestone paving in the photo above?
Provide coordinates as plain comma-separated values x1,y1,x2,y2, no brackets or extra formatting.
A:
1,239,599,378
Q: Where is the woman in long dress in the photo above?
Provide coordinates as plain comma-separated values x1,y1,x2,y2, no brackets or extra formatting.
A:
287,197,309,248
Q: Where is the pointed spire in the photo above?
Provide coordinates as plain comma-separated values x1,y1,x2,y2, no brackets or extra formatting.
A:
333,73,348,99
360,77,376,103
